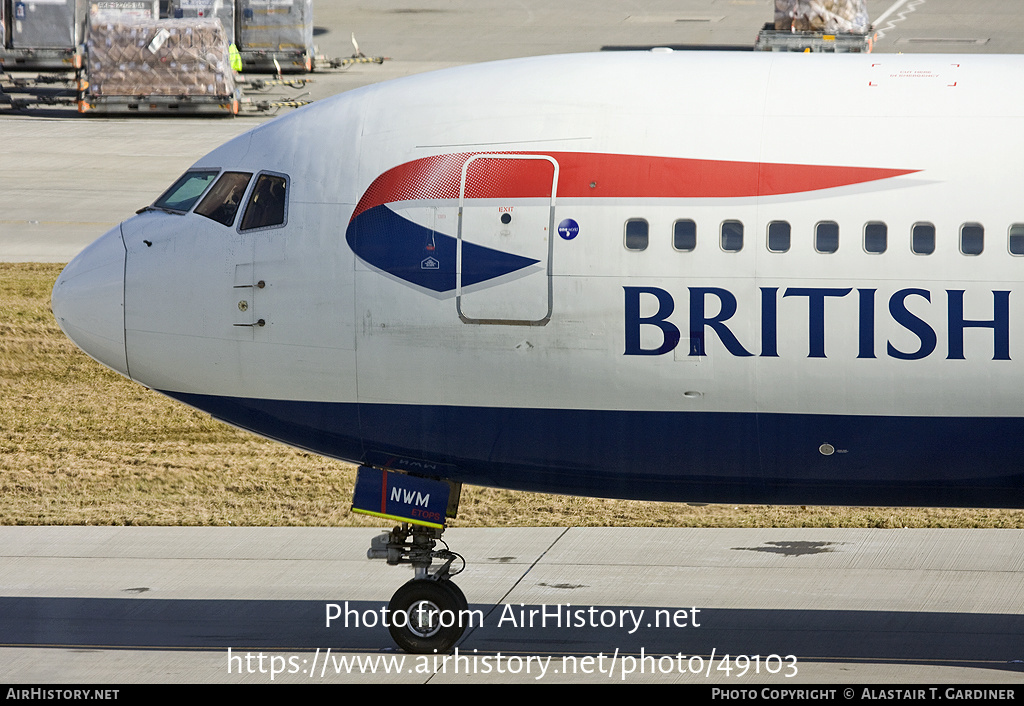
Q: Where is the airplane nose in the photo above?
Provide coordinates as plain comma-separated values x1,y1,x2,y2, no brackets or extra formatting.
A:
51,224,129,378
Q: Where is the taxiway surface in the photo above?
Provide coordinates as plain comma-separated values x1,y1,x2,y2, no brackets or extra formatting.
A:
2,526,1023,683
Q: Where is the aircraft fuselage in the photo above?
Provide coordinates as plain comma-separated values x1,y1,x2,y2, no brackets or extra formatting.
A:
52,51,1024,508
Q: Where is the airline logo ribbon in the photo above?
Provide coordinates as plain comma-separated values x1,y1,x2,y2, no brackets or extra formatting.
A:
345,151,916,294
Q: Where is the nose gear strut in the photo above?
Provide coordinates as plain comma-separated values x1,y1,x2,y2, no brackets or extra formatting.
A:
368,523,468,653
354,465,467,653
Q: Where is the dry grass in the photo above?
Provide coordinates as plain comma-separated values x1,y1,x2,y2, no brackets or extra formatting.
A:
2,262,1023,528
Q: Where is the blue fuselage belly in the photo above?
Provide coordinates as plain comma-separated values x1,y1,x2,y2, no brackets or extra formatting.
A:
160,391,1024,509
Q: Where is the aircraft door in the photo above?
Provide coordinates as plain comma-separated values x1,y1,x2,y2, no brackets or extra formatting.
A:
233,172,291,343
457,155,556,325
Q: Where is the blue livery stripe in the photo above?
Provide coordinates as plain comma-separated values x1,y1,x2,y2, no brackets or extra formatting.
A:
345,204,538,293
159,391,1024,509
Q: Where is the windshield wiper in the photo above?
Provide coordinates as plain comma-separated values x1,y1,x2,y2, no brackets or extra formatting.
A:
136,205,182,215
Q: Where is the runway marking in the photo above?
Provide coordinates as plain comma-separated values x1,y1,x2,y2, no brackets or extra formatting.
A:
459,526,572,648
874,0,927,40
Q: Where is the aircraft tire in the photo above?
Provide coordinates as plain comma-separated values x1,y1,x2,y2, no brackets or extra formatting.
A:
446,579,469,613
387,579,467,654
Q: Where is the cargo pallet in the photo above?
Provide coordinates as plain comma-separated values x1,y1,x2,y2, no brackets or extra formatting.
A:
239,48,312,74
1,67,317,116
0,71,77,109
76,92,240,115
0,47,82,71
754,23,874,52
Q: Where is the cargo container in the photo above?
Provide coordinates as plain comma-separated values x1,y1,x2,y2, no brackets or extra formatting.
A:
168,0,235,46
0,0,85,70
237,0,312,73
87,0,159,24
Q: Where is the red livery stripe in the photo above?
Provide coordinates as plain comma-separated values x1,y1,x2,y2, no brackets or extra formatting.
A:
351,151,918,219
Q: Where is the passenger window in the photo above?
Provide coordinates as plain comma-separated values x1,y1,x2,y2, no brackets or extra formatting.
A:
815,221,839,254
194,172,252,226
767,221,790,253
673,219,696,251
912,222,935,255
625,219,648,250
152,169,219,212
240,174,288,231
864,222,887,253
960,223,983,255
721,220,743,252
1009,224,1024,256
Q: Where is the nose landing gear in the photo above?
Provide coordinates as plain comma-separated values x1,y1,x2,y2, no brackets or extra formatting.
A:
369,523,468,653
354,465,467,653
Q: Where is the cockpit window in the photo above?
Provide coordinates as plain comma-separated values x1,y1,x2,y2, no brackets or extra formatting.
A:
152,170,220,212
240,173,288,231
195,172,253,226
